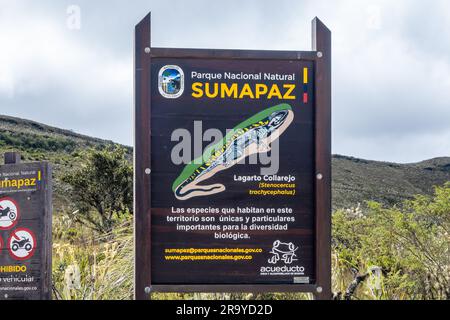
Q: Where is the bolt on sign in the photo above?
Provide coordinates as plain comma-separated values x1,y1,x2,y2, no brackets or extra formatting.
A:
0,153,52,300
135,13,331,300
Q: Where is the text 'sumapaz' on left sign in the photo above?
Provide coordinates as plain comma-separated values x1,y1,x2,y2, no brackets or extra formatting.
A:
0,154,52,300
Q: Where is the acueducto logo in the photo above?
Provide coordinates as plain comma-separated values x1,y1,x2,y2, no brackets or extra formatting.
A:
260,240,306,278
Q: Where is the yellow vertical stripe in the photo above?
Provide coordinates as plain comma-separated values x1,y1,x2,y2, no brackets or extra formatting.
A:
303,68,308,84
38,171,41,181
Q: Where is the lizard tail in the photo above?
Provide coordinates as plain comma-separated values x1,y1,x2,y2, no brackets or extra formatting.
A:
175,183,226,201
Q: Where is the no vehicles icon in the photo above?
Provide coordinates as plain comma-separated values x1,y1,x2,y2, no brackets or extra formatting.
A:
0,197,20,230
8,228,36,261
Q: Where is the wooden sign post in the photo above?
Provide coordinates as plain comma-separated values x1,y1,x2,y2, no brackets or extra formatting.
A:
135,13,331,300
0,153,52,300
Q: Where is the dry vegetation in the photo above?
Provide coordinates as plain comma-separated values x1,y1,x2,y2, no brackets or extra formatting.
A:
1,115,449,300
51,181,449,300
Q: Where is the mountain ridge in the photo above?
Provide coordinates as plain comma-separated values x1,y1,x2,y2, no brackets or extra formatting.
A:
1,114,449,210
0,114,117,146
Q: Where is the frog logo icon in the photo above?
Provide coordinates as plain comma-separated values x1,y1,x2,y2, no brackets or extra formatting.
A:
268,240,298,265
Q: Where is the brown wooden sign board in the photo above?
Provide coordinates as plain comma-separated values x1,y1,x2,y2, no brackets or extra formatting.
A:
135,13,331,300
0,153,52,300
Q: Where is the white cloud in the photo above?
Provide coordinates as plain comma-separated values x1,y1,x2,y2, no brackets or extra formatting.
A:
0,1,132,142
0,11,131,97
0,0,449,162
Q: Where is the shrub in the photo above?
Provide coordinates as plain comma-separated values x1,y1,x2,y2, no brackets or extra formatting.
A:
333,183,450,300
62,146,133,234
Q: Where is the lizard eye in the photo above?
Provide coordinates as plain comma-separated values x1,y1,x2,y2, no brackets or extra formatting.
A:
270,116,282,126
269,111,287,127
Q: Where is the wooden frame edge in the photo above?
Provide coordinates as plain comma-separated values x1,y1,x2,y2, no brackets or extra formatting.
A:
134,14,332,300
134,13,152,300
312,17,332,300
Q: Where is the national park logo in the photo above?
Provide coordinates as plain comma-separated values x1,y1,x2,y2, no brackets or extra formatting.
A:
158,65,184,99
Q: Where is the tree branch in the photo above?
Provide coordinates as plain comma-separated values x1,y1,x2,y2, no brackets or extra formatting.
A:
344,273,369,300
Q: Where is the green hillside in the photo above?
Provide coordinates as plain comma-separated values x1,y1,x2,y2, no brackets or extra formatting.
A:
1,114,449,211
2,114,449,300
0,115,130,212
332,155,450,209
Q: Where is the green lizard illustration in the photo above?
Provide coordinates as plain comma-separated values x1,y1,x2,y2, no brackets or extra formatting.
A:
172,104,294,201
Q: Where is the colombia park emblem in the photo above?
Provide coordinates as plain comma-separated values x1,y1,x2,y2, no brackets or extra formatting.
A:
158,65,184,99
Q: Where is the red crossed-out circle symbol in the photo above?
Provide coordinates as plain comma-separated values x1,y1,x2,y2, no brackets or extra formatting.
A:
0,197,20,231
8,228,37,261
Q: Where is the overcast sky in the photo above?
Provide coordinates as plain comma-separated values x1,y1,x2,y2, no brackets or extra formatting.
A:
1,0,449,163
